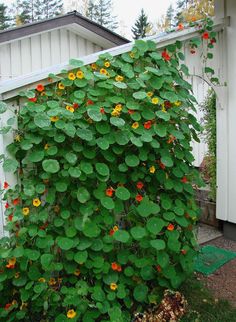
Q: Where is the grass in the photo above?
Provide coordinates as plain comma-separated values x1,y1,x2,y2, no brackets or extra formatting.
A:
180,276,236,322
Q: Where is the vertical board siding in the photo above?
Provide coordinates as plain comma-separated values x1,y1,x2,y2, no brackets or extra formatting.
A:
31,34,42,72
41,32,51,69
21,38,32,75
0,44,11,81
50,30,61,65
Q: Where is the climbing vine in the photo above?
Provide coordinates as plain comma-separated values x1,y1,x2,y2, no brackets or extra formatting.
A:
0,18,218,322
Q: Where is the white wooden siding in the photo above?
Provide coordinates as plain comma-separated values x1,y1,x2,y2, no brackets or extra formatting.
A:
0,27,103,83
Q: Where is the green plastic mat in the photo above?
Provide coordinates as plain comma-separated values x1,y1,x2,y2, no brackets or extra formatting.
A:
195,245,236,275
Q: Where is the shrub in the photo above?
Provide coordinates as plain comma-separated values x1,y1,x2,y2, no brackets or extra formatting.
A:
0,40,203,321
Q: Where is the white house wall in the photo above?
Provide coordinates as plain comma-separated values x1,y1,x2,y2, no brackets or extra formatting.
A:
0,28,103,82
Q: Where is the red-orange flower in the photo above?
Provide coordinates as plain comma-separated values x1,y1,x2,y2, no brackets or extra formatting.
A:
167,223,175,231
190,49,196,54
5,202,9,209
128,109,135,115
100,107,105,114
181,249,187,255
36,84,45,92
156,265,162,272
144,121,152,129
13,198,20,206
73,103,79,109
86,99,94,106
136,182,144,189
164,101,172,109
167,135,176,144
181,176,188,183
162,50,171,61
4,303,12,310
28,97,37,102
210,38,216,44
202,32,209,40
8,214,13,222
3,182,9,189
135,194,143,202
106,188,114,197
111,262,118,271
109,229,115,236
158,161,165,170
177,23,184,31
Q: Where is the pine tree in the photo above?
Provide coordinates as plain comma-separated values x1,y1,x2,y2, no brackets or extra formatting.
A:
166,4,174,28
131,9,151,40
85,0,118,31
174,0,189,25
14,0,63,24
0,3,11,30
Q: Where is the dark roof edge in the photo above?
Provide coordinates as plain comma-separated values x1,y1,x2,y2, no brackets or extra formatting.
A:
0,11,129,45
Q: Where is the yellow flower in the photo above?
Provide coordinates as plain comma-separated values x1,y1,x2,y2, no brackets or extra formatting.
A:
44,144,50,150
74,269,81,276
76,70,84,79
49,278,56,286
110,283,118,291
50,116,59,122
14,134,21,142
33,198,41,207
147,91,153,97
91,63,97,70
132,122,139,129
67,309,77,319
38,277,46,283
149,166,156,174
113,225,119,232
14,272,20,279
58,82,65,90
152,97,159,105
115,104,123,111
115,75,124,82
66,105,74,113
161,106,167,113
104,61,110,68
174,101,181,106
68,72,76,80
100,68,108,75
129,52,135,58
22,207,30,216
111,109,120,117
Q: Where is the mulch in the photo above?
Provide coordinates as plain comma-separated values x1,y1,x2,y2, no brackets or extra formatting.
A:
198,236,236,307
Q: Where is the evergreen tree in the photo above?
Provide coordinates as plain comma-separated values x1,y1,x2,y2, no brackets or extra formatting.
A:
14,0,63,24
166,4,175,28
0,3,11,30
174,0,189,25
131,9,151,39
85,0,118,31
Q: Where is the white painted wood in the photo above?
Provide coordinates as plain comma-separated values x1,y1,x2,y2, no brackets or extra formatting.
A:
50,30,61,65
77,35,86,57
31,35,42,72
0,44,11,81
69,31,78,59
10,41,22,78
41,32,51,69
60,29,69,62
21,38,32,75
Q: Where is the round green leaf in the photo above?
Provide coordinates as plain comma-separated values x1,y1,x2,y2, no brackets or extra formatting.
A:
42,159,60,173
101,197,115,210
125,155,139,167
114,230,130,243
77,187,90,203
68,167,81,178
150,239,166,250
161,156,173,167
87,108,103,122
3,159,18,172
110,117,125,127
34,114,51,128
146,218,165,234
130,227,146,240
57,237,74,250
115,186,130,200
133,284,148,302
95,163,110,176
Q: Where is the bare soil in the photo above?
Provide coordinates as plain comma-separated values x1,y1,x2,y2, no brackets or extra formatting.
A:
198,236,236,307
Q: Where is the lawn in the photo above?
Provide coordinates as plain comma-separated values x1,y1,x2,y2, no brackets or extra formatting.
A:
180,276,236,322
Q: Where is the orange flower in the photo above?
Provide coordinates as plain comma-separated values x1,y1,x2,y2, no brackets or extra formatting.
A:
181,176,188,183
86,99,94,106
157,160,165,170
13,198,20,206
109,229,115,236
3,182,9,189
50,116,59,122
117,265,122,272
128,109,135,115
5,202,9,209
100,107,105,114
111,262,118,271
106,188,114,197
167,223,175,231
91,63,97,70
6,258,16,269
177,23,184,31
58,82,65,90
66,105,74,113
132,122,139,129
110,283,118,291
113,225,119,232
162,50,170,61
144,121,152,129
100,68,108,75
68,72,76,80
49,277,57,286
167,135,176,144
4,303,12,310
8,214,13,221
28,97,37,102
136,182,144,189
181,249,187,255
36,84,44,92
135,194,143,202
202,31,209,40
73,103,79,109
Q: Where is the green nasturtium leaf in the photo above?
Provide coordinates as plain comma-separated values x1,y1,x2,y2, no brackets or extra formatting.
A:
115,187,130,200
3,159,18,172
110,117,125,127
125,155,139,167
77,187,90,203
95,163,110,176
42,159,60,173
114,230,130,243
